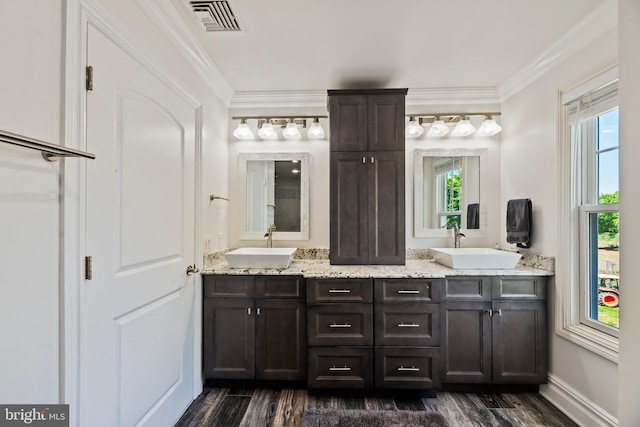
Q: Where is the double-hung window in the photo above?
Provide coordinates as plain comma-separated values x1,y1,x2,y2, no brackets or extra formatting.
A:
435,157,462,228
560,69,619,358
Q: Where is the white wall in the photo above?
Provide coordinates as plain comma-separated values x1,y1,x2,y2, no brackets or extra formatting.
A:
500,27,619,422
0,0,230,409
617,0,640,425
0,0,63,403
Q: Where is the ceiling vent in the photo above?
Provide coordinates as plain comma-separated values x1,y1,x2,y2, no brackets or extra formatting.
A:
190,1,241,32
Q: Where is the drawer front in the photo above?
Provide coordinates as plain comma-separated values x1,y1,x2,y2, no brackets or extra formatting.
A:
203,275,254,298
374,347,440,389
308,347,373,389
492,276,547,300
374,303,440,346
307,305,373,346
255,275,305,299
374,278,440,302
442,277,492,301
307,278,373,303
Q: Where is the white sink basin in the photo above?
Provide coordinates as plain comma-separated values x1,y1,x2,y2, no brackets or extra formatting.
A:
430,248,522,269
224,247,297,269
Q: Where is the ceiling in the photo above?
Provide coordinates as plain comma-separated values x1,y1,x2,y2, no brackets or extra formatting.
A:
173,0,605,94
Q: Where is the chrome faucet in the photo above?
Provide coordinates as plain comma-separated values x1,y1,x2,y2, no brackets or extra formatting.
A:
453,224,466,248
264,223,276,248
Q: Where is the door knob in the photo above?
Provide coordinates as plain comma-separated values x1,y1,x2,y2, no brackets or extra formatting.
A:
186,265,200,276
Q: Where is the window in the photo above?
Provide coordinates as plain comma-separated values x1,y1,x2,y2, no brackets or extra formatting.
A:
559,69,620,360
436,158,462,228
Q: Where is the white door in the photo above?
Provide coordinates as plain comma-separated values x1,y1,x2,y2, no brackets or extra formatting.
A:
82,25,197,427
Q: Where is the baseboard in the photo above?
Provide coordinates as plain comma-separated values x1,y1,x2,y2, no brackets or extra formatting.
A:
541,374,618,427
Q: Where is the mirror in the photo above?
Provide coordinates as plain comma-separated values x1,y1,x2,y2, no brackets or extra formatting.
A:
239,153,309,240
414,148,486,237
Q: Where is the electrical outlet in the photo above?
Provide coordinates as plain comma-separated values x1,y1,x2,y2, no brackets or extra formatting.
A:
204,235,212,252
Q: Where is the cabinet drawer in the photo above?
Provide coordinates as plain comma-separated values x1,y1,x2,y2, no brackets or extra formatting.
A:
307,278,373,303
374,347,440,390
442,277,491,300
374,303,440,346
255,275,305,299
203,275,254,298
307,305,373,346
308,347,373,389
374,278,440,302
492,276,547,300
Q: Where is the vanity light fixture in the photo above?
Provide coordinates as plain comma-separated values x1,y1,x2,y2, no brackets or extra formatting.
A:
231,115,327,140
405,112,501,138
307,118,325,139
232,118,254,140
451,116,476,137
476,115,503,136
405,117,425,138
427,118,450,137
257,121,278,140
282,120,302,139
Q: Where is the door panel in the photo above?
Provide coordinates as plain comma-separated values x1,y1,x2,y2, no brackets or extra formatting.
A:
83,25,196,427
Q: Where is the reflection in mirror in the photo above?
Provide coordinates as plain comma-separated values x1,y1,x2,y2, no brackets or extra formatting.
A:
239,153,309,241
246,160,302,232
414,148,486,238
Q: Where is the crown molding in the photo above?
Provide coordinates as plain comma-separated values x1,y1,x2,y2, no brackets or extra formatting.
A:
498,0,618,101
407,87,500,106
134,0,235,105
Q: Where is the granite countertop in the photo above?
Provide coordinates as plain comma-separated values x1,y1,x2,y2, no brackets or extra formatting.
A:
201,259,553,278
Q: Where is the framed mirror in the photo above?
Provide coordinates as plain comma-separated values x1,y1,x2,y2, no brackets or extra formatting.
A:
414,147,487,238
239,153,310,240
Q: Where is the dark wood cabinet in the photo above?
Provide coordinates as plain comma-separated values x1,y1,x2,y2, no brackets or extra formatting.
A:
203,275,306,382
441,276,548,385
328,90,406,152
328,89,407,265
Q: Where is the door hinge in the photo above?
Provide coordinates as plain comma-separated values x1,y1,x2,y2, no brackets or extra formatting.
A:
85,256,93,280
86,66,93,91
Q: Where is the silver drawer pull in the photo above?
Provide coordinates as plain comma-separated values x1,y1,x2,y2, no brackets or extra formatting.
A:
328,289,351,293
397,290,420,294
329,366,351,372
398,366,420,372
330,323,352,328
398,323,420,328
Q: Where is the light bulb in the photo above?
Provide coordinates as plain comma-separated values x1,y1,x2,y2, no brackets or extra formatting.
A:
427,119,450,137
232,120,254,140
258,122,278,140
405,118,424,138
476,117,502,136
307,119,325,139
451,118,476,137
282,121,301,139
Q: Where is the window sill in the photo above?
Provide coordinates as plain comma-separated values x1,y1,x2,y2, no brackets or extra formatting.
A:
556,322,619,363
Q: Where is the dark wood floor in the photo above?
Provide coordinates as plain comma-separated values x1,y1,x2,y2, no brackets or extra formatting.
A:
174,387,578,427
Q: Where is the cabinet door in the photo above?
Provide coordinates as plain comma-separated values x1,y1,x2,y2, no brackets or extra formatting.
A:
255,300,306,381
330,152,369,264
492,301,548,384
442,301,492,383
329,94,368,151
203,299,255,380
368,151,405,264
367,93,406,151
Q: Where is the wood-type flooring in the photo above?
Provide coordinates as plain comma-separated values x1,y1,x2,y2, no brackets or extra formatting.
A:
174,387,578,427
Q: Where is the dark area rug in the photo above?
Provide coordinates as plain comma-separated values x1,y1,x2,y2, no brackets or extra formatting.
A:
301,409,449,427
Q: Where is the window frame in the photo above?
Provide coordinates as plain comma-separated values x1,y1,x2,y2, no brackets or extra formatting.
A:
557,65,619,362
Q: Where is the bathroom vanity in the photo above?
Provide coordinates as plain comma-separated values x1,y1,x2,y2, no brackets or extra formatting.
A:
202,259,551,393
